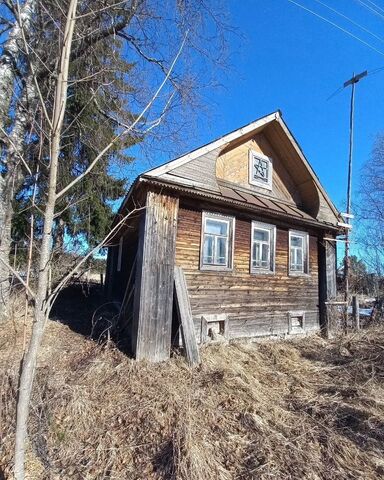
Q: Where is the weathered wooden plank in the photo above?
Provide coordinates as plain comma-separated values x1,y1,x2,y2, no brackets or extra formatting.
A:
132,191,179,362
175,206,321,340
215,132,305,205
325,240,337,300
352,295,360,330
318,237,337,337
174,266,200,365
166,146,222,192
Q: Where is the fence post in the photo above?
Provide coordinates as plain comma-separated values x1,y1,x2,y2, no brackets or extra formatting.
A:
352,295,360,330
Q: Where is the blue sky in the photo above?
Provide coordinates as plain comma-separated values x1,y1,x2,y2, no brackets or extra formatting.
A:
209,0,384,212
123,0,384,261
132,0,384,209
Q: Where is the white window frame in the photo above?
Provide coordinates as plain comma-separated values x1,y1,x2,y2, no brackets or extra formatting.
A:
200,212,235,271
250,221,276,274
289,230,309,275
288,311,306,334
248,149,273,190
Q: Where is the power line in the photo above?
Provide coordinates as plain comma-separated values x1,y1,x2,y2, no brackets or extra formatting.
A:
327,65,384,101
355,0,384,20
314,0,384,44
287,0,384,57
369,65,384,75
365,0,384,14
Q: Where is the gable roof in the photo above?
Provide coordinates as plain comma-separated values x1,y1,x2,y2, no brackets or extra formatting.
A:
117,111,341,231
145,111,280,178
144,111,339,221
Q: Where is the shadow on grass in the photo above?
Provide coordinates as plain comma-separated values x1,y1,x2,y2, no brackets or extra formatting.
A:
49,282,133,355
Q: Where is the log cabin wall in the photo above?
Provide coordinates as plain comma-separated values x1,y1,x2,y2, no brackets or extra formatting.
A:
175,203,320,341
216,132,302,206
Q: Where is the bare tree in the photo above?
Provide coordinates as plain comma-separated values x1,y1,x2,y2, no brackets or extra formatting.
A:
6,3,192,478
0,0,230,324
357,134,384,277
0,1,231,476
0,0,36,321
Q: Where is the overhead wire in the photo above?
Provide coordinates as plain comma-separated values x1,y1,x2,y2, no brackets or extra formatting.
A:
327,65,384,101
355,0,384,20
365,0,384,14
286,0,384,57
313,0,384,43
286,0,384,99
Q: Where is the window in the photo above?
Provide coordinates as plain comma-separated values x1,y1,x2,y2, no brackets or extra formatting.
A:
251,221,276,274
201,212,234,270
249,150,273,190
288,311,305,334
289,230,309,274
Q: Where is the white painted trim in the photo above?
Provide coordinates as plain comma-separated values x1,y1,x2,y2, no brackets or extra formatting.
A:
145,112,280,178
289,229,309,276
248,149,273,190
288,310,306,334
200,211,235,271
250,220,276,274
337,222,353,230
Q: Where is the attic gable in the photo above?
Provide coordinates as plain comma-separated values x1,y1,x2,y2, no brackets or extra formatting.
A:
144,111,340,225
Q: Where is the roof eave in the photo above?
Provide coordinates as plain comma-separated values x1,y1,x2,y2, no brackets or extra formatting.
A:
140,176,341,233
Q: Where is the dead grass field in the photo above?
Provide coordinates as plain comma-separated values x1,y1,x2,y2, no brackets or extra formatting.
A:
1,308,384,479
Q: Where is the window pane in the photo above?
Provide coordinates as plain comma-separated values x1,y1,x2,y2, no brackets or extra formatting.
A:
291,235,303,248
216,237,227,265
252,242,257,261
290,248,297,270
254,242,261,266
261,243,269,264
205,219,228,236
254,228,269,242
253,158,269,181
203,235,213,264
296,248,303,268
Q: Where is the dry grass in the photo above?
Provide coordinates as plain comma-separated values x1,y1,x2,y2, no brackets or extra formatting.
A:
1,316,384,479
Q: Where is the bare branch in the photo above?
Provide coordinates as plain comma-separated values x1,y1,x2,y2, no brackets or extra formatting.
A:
0,255,35,298
55,30,189,200
47,206,145,308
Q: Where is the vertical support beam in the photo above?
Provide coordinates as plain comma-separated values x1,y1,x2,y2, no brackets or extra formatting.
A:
132,191,179,362
105,245,117,299
319,237,337,338
352,295,360,330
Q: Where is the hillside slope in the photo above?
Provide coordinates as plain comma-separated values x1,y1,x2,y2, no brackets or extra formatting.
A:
1,318,384,479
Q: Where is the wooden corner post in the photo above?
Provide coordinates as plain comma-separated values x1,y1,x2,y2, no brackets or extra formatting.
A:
319,236,337,338
132,191,179,362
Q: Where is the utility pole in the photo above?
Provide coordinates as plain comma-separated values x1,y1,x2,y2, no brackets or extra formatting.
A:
342,70,367,310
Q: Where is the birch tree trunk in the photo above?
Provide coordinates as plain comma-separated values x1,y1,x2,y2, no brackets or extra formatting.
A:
0,76,36,322
0,0,36,322
14,2,78,477
0,0,35,131
0,173,9,322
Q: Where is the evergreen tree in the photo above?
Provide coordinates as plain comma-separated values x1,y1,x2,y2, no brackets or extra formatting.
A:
12,8,140,260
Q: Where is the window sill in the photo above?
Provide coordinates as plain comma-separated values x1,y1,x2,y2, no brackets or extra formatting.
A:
250,269,275,275
289,271,311,277
248,179,272,190
200,265,233,272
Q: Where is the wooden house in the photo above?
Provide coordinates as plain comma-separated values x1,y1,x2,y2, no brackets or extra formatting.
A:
105,111,341,362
